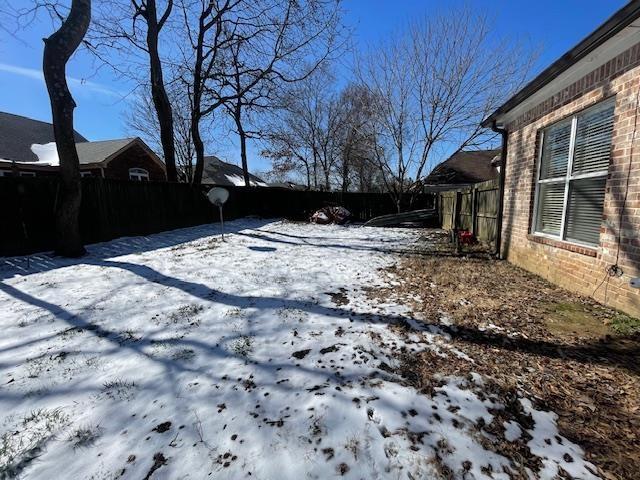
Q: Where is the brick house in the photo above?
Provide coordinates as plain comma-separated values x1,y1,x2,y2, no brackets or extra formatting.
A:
0,112,166,181
483,2,640,317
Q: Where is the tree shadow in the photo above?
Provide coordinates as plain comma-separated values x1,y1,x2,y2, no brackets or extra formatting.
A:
2,257,638,381
0,219,274,281
247,246,277,252
234,229,432,257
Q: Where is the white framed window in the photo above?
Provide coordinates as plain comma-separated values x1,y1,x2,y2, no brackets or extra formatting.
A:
19,171,36,177
129,167,149,182
532,99,615,247
80,171,92,178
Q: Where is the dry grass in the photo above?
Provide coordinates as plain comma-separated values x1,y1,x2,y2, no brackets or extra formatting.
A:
375,242,640,480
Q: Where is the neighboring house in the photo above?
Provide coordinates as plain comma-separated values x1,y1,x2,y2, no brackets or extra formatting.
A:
0,112,166,181
268,181,306,190
423,149,501,188
482,2,640,317
201,155,268,187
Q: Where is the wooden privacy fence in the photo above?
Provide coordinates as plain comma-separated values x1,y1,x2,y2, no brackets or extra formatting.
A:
0,177,435,256
438,179,499,247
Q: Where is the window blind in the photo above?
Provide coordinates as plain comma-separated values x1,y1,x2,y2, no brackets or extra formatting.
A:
564,178,606,245
535,183,565,236
572,103,615,175
540,121,571,179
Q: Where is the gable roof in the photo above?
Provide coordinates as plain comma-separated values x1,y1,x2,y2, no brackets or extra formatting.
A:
0,111,88,162
423,149,500,186
482,2,640,128
75,138,136,165
202,155,267,187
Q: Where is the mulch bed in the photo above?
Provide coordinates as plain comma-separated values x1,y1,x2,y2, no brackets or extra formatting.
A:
375,233,640,480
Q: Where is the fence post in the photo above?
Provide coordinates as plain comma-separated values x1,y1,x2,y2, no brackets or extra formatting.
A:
470,185,477,236
452,191,462,253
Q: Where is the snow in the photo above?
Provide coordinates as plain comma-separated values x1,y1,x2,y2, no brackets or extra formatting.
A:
29,142,60,166
2,143,64,167
503,421,522,442
224,173,268,187
521,399,599,480
0,220,600,479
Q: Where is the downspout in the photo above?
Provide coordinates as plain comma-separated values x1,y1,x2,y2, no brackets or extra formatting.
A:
490,120,508,259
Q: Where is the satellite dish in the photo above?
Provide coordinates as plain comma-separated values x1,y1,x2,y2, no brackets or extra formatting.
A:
207,187,229,206
207,187,230,240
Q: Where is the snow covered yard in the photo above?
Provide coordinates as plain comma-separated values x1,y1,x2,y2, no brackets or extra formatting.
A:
0,220,599,479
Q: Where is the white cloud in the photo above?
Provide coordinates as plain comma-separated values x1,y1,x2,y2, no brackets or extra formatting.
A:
0,62,122,98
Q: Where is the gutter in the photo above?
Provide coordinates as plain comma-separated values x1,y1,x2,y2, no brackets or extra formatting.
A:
491,121,508,259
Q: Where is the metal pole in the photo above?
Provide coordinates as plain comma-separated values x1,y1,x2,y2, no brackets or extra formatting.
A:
219,205,225,241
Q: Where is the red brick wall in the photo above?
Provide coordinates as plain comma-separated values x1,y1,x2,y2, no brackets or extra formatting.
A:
502,42,640,317
103,144,166,182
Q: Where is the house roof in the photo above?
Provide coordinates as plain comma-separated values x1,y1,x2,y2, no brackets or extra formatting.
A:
75,138,137,165
0,111,88,162
0,137,164,171
481,2,640,128
268,181,306,190
423,149,500,186
202,155,268,187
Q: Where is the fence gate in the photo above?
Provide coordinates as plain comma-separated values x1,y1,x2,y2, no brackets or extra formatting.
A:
437,179,499,248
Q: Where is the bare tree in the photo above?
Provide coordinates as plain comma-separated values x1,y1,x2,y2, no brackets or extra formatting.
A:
260,125,313,188
91,0,178,181
214,0,343,186
124,90,197,182
335,84,378,192
261,69,343,190
42,0,91,257
176,0,239,185
358,8,533,211
175,0,343,185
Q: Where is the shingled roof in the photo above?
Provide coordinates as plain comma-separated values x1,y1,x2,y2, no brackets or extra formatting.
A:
202,155,267,187
0,112,88,162
423,149,501,186
0,111,163,170
75,139,143,165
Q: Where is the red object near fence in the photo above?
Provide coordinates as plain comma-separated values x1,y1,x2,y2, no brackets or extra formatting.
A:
458,230,476,245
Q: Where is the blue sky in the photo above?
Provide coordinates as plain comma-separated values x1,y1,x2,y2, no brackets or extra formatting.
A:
0,0,628,173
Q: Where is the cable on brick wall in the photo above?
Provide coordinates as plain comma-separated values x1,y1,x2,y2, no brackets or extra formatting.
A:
593,84,640,300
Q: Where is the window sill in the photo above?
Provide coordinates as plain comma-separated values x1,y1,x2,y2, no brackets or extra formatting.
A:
527,234,598,257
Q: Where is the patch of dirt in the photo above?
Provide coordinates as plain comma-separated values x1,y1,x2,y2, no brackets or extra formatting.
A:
336,463,350,475
152,422,172,433
319,344,341,354
292,349,311,359
143,452,167,480
327,288,349,306
376,250,640,480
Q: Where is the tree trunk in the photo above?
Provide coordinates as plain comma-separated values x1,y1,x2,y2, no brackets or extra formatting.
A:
145,0,177,182
341,150,350,192
304,161,311,190
235,104,250,187
189,8,207,186
43,0,90,258
192,114,205,185
312,149,318,190
341,129,355,192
